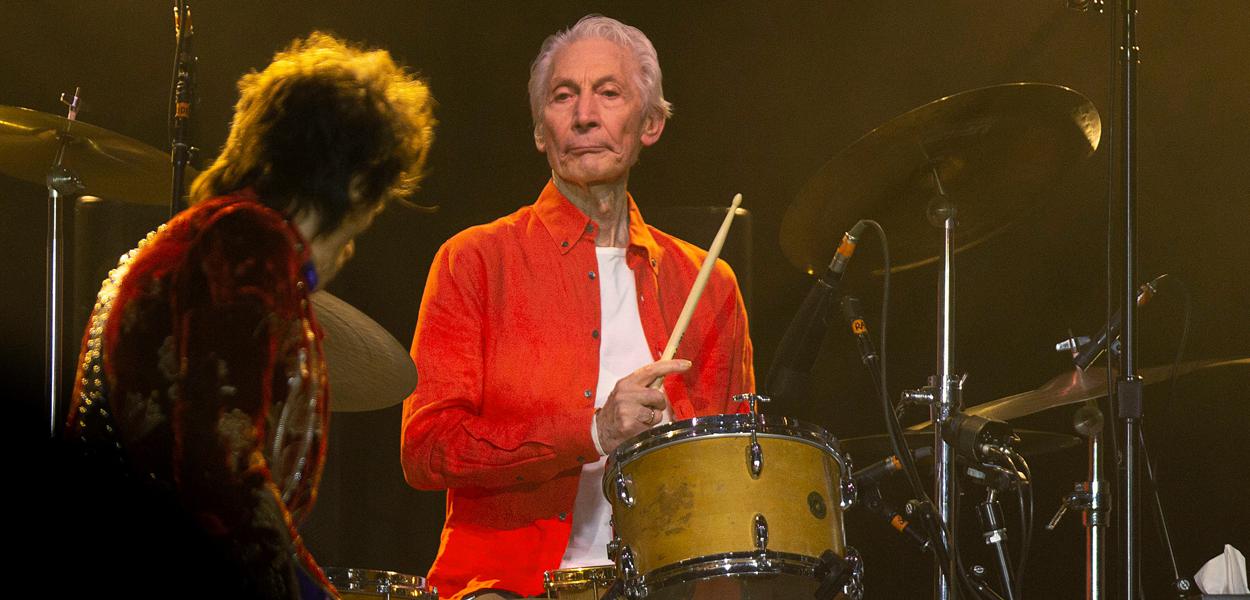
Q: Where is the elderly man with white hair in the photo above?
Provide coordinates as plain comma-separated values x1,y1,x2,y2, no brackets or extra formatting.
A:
401,15,755,599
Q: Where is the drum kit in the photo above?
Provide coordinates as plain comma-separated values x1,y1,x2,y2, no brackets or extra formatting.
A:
8,17,1245,600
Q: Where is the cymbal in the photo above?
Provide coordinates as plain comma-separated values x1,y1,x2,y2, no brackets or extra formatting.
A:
954,357,1250,423
906,357,1250,430
311,291,416,413
782,83,1101,275
842,430,1081,463
0,105,192,204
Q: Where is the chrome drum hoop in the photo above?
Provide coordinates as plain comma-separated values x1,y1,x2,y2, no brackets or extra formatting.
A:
543,565,617,595
632,550,821,591
323,567,436,599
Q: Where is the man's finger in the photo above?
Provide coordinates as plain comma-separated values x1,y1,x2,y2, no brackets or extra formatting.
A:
628,359,692,385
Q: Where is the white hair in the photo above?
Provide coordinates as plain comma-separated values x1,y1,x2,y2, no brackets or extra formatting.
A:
527,14,673,130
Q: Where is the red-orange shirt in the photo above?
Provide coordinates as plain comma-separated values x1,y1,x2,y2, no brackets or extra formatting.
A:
400,181,755,599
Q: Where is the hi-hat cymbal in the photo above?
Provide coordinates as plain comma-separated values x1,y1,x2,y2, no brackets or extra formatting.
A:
312,291,416,413
0,105,193,204
782,83,1101,275
843,429,1080,463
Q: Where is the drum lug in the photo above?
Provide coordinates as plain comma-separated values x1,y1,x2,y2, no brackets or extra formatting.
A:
618,545,646,599
614,473,636,508
607,536,621,561
752,513,769,551
840,477,858,510
746,437,763,478
843,546,865,600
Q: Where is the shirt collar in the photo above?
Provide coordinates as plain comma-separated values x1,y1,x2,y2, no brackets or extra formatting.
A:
533,179,662,273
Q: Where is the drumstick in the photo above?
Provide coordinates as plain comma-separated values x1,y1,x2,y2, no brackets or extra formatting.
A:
648,193,743,390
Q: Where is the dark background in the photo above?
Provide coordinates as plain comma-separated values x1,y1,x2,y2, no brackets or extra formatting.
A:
3,2,1247,597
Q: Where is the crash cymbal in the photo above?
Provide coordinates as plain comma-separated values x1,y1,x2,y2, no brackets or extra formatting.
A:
311,291,416,413
906,357,1250,430
782,83,1101,275
0,105,192,204
954,357,1250,423
842,429,1081,463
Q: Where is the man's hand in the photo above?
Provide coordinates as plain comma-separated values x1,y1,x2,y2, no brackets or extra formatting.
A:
595,359,692,456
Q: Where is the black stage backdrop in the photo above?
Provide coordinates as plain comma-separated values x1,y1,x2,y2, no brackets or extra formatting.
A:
3,2,1247,597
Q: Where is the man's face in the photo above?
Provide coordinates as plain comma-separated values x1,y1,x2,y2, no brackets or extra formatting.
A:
535,37,664,188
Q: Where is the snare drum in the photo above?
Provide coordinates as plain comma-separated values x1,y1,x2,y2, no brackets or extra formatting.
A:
324,567,437,599
603,413,860,599
543,565,617,599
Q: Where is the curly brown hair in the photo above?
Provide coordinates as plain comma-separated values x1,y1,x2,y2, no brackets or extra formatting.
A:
190,32,436,236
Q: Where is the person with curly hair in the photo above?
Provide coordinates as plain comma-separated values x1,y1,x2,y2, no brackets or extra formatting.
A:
63,32,435,599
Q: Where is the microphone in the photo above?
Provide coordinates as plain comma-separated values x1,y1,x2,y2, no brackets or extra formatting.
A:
941,413,1015,464
852,446,933,488
858,485,932,553
839,294,878,366
1072,274,1167,371
765,221,867,400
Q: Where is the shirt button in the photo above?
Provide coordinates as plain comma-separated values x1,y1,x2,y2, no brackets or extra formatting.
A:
588,271,596,280
561,240,569,248
592,329,600,339
584,224,594,233
559,512,569,521
583,389,593,398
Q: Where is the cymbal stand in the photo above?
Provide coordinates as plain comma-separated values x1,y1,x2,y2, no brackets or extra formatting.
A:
45,88,85,436
1047,401,1109,600
929,171,961,600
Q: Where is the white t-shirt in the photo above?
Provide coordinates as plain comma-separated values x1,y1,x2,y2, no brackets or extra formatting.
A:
560,247,659,568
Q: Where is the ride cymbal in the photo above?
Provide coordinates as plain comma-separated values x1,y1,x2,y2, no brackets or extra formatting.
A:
782,83,1101,274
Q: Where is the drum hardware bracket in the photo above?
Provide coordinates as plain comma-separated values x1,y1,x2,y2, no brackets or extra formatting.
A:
1046,481,1103,530
617,546,646,600
814,548,864,600
840,477,857,510
743,393,769,478
966,564,1008,600
752,513,769,553
607,536,621,561
614,473,636,508
976,488,1018,600
746,437,763,478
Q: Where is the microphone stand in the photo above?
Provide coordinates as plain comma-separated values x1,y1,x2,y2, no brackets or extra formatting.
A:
1067,1,1143,596
976,485,1017,600
1112,1,1144,596
169,0,196,216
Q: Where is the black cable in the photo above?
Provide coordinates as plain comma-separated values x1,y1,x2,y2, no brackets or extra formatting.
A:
1009,450,1034,596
